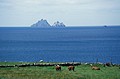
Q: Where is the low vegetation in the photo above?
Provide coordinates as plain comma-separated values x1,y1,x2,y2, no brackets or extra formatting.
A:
0,62,120,79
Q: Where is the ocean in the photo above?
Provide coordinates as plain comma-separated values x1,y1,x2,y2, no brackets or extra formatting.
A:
0,26,120,64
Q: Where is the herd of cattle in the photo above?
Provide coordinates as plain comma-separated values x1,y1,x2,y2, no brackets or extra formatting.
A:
55,65,101,71
55,63,119,71
0,62,119,71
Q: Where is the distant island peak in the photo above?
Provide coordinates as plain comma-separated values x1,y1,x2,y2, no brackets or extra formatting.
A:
31,19,51,27
31,19,66,27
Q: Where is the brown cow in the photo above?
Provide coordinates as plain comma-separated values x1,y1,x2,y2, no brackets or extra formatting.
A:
55,65,61,71
68,66,75,71
90,64,100,70
91,66,100,70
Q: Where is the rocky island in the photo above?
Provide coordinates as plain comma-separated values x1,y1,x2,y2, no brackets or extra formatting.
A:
31,19,65,27
52,21,65,27
31,19,51,27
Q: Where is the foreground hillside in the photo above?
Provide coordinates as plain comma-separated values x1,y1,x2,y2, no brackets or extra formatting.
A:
0,62,120,79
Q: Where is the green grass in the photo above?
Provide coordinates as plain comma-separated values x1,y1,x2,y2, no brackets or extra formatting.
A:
0,63,120,79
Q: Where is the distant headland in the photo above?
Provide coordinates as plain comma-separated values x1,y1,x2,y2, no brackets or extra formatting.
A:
31,19,65,27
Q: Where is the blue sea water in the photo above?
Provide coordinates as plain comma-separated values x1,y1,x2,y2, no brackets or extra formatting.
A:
0,26,120,64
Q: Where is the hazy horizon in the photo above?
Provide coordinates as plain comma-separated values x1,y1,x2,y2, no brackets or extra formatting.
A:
0,25,120,27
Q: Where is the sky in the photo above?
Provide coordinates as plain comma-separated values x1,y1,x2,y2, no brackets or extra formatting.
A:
0,0,120,27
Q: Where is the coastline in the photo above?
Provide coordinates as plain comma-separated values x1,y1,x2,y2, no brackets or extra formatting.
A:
0,61,119,68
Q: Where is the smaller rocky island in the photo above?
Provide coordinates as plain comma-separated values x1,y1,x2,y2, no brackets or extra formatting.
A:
52,21,65,27
31,19,66,28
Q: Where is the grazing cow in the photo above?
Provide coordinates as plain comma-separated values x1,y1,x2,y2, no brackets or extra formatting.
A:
90,64,100,70
104,63,111,67
68,66,75,71
91,66,100,70
55,65,61,71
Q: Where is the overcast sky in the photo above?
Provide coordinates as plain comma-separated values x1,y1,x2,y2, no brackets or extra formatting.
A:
0,0,120,26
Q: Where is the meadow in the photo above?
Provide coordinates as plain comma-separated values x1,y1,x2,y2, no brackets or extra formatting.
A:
0,62,120,79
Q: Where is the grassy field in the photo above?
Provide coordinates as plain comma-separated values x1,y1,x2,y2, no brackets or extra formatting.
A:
0,62,120,79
